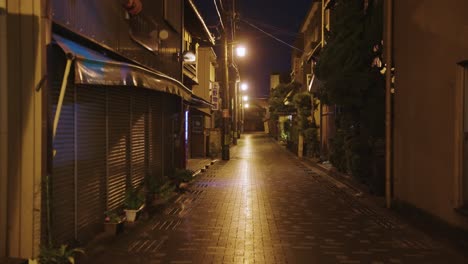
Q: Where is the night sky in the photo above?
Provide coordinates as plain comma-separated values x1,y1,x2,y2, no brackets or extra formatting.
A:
194,0,312,98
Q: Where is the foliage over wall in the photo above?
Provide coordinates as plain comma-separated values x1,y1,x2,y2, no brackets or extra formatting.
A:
268,83,296,121
293,92,320,158
314,0,385,194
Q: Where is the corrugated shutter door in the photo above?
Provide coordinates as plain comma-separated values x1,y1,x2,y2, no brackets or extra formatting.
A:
76,85,107,242
130,90,148,188
163,96,171,177
50,54,76,243
107,88,130,211
163,95,178,176
149,92,163,178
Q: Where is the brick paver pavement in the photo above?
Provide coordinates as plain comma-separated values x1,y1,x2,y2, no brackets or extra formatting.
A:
86,133,467,264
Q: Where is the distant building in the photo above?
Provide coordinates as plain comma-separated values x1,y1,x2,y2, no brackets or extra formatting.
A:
270,73,280,91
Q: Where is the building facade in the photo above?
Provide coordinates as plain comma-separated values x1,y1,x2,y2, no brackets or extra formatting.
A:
0,0,49,258
47,0,191,245
1,0,201,258
392,0,468,230
183,0,217,159
191,47,217,157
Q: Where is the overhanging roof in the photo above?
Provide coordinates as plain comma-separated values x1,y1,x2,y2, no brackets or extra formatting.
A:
185,0,215,45
53,34,192,100
188,94,214,109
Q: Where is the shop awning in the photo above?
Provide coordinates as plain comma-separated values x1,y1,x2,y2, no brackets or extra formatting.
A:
188,94,213,109
53,34,192,100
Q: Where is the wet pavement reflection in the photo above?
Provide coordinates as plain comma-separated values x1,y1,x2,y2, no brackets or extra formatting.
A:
88,133,466,263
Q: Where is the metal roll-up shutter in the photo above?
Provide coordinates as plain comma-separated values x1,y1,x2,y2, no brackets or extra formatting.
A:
149,92,163,178
163,95,178,176
107,87,131,211
76,85,106,242
50,52,76,243
130,90,148,188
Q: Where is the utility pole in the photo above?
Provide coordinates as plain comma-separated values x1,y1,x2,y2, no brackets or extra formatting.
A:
230,0,238,145
384,0,393,209
221,1,231,160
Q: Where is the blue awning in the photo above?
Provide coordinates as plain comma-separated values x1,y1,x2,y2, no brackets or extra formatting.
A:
53,34,192,100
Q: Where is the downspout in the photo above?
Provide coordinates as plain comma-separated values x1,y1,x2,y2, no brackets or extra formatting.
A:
52,54,73,147
384,0,393,209
48,53,73,244
321,0,325,49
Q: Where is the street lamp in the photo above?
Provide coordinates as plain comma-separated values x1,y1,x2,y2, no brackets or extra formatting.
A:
236,45,246,57
241,83,248,91
245,103,250,108
243,95,249,102
233,46,247,143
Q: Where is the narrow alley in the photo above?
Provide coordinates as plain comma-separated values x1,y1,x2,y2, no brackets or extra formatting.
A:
86,133,466,264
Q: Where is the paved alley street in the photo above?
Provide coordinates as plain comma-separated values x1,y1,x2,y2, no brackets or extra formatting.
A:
86,133,467,264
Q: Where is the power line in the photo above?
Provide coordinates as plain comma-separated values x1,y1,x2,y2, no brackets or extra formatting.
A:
241,17,300,37
214,0,224,29
239,18,304,53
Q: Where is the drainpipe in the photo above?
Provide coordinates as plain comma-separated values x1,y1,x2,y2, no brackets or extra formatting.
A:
384,0,393,209
52,54,74,147
321,0,325,48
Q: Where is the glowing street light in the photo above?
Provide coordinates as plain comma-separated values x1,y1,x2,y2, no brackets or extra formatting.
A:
245,103,250,108
243,95,249,102
236,45,246,57
241,83,248,91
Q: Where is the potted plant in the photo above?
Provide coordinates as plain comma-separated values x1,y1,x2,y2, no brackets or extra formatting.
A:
103,210,125,236
145,175,176,207
172,169,194,190
33,244,84,264
123,188,145,222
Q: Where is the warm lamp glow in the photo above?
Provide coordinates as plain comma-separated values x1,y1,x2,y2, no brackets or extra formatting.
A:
236,46,246,57
241,83,248,91
245,103,250,108
243,95,249,102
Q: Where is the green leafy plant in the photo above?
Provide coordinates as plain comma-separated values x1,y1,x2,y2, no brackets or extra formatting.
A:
157,181,175,199
303,127,320,158
123,188,145,210
173,169,194,183
145,175,163,195
146,175,175,196
281,119,291,141
313,0,385,194
268,83,296,121
104,210,125,223
37,244,84,264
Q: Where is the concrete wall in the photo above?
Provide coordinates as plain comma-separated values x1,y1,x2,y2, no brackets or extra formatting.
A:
0,0,49,258
393,0,468,229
